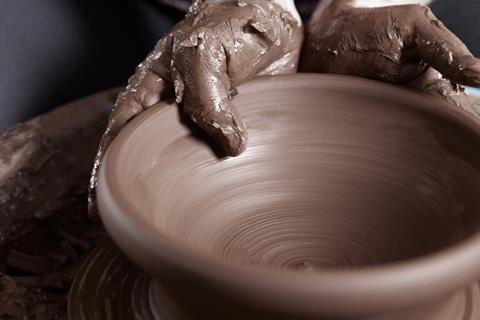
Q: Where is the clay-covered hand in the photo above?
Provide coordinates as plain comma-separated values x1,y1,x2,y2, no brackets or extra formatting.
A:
88,0,303,216
301,0,480,114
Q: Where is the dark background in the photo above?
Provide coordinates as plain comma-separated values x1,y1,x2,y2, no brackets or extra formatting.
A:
0,0,478,129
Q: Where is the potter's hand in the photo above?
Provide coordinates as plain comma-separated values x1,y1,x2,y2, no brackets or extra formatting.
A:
301,1,480,113
88,0,303,216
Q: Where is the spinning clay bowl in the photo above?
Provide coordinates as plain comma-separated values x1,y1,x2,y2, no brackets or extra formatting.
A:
97,74,480,319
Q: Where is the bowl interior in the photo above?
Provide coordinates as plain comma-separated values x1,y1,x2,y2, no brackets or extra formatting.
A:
105,75,480,272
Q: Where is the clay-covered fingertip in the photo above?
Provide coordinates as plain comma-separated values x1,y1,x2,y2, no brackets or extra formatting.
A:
208,121,247,157
196,110,248,157
224,139,247,156
218,129,248,157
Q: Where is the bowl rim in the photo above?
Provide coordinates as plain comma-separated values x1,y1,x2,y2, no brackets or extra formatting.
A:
97,73,480,316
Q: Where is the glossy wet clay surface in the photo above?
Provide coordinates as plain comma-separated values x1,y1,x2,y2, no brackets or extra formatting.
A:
106,74,480,272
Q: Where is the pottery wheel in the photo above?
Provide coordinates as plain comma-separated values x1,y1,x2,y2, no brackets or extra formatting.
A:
68,239,183,320
69,240,480,320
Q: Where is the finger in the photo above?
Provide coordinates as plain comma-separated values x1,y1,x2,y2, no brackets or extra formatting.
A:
406,68,477,115
88,36,174,217
173,35,248,156
413,6,480,87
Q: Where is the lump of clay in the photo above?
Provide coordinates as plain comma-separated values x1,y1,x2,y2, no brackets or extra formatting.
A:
0,91,112,255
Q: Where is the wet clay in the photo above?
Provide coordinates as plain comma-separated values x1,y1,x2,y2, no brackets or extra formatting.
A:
301,0,480,110
0,92,110,319
88,0,303,216
106,74,480,270
0,90,112,256
99,74,480,319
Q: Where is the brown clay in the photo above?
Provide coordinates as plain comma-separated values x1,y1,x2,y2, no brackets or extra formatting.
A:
0,91,111,319
0,90,112,255
97,74,480,319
